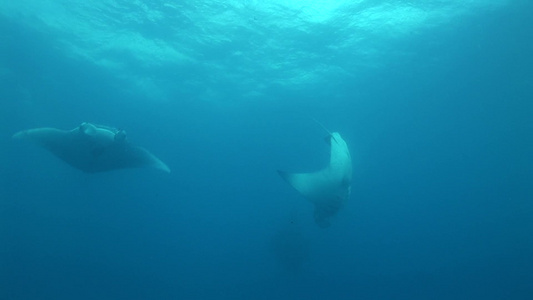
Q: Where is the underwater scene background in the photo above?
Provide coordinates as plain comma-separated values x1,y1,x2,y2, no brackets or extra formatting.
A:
1,1,532,299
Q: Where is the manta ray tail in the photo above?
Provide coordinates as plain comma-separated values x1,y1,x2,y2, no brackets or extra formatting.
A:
309,117,340,144
310,117,332,136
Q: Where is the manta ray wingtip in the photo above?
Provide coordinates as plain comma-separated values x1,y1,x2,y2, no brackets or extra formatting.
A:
153,161,171,173
277,170,290,181
12,131,27,139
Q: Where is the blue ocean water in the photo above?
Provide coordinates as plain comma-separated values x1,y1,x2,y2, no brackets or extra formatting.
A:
1,1,532,299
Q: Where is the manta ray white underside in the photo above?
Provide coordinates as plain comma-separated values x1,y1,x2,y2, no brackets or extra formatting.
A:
278,132,352,227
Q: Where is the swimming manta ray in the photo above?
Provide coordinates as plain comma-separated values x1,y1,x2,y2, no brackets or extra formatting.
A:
13,122,170,173
278,132,352,227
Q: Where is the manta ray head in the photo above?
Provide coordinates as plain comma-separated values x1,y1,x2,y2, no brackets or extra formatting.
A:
79,122,96,135
114,129,127,142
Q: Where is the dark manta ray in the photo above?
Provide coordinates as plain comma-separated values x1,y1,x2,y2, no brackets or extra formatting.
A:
13,122,170,173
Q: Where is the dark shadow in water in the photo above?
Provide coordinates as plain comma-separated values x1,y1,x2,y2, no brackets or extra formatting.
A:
270,210,311,273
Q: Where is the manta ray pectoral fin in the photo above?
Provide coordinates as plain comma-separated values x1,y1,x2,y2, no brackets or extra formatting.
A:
12,131,27,140
278,170,293,191
151,158,171,173
132,146,171,173
277,170,326,200
278,170,303,189
12,128,67,147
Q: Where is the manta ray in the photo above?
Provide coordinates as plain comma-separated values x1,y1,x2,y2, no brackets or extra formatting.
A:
278,132,352,227
13,122,170,173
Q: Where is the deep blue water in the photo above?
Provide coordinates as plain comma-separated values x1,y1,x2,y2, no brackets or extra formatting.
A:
1,1,532,299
